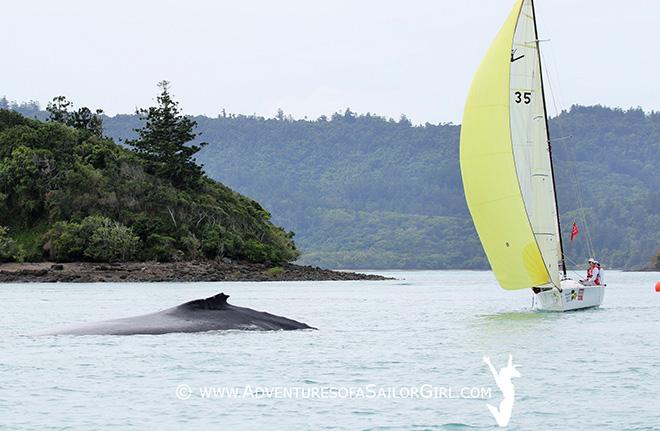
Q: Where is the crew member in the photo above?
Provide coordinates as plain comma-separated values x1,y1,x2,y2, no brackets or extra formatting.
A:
580,258,598,285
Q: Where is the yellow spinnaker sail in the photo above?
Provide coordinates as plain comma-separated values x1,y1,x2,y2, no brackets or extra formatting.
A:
460,0,552,290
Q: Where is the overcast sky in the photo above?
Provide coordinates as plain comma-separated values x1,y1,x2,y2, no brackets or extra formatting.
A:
3,0,658,124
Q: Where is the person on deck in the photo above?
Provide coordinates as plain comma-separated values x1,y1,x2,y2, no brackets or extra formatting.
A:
580,258,599,286
594,261,604,286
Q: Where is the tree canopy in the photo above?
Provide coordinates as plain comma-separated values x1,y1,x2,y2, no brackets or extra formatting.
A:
127,81,206,189
0,104,298,264
46,96,104,138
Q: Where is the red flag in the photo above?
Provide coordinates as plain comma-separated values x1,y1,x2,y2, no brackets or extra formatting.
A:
570,222,579,241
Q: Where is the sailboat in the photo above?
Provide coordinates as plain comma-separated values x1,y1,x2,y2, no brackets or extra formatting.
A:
459,0,605,311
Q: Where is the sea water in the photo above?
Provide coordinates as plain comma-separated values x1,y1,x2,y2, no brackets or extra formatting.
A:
1,270,659,430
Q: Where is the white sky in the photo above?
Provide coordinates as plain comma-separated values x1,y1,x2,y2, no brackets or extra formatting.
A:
2,0,658,124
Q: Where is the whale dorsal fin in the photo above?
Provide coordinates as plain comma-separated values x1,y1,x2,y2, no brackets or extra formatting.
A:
182,293,230,310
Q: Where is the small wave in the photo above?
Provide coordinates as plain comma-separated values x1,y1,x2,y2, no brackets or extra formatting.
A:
439,423,484,429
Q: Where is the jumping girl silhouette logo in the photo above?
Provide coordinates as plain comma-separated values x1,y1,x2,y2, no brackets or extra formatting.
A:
483,354,521,427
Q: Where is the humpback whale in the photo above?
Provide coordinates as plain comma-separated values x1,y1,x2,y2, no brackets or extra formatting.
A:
33,293,314,335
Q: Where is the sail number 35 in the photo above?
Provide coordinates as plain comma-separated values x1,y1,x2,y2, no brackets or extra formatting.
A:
514,91,532,104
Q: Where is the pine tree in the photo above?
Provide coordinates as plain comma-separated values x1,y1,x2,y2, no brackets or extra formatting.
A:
46,96,104,138
46,96,73,124
127,81,207,188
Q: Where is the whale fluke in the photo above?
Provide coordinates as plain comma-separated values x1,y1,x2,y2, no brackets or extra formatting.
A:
32,292,314,336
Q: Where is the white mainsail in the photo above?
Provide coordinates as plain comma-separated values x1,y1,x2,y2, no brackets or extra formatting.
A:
509,0,562,287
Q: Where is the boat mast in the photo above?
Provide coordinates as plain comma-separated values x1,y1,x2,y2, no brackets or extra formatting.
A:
530,0,567,278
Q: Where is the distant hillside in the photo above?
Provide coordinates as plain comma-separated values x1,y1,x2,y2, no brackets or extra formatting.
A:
6,99,660,269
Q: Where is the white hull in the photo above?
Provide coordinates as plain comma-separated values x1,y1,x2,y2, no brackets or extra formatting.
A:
533,279,604,312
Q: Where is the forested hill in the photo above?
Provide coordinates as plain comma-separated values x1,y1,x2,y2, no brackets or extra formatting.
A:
0,92,299,265
7,99,660,269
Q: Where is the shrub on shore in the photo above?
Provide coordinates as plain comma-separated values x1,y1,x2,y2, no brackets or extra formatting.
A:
0,226,18,261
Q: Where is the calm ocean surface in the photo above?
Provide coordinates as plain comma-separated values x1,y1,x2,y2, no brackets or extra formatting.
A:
1,270,659,430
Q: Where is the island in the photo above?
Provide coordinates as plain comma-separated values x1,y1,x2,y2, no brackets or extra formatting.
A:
0,83,387,282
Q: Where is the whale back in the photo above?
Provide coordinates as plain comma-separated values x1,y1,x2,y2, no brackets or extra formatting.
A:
178,293,230,311
32,292,313,335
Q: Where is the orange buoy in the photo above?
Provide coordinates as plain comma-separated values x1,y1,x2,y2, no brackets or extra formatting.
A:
656,281,660,292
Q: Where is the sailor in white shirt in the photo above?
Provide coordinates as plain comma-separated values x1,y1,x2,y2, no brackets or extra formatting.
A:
580,258,599,285
594,261,604,286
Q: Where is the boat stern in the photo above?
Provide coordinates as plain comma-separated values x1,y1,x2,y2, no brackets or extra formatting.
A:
533,279,605,311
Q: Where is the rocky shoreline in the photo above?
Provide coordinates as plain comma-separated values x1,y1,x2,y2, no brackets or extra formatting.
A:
0,261,390,283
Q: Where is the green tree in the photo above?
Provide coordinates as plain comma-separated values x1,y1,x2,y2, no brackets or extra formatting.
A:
47,221,85,261
127,81,207,188
46,96,72,123
0,146,54,219
0,226,19,261
47,216,140,262
85,219,140,262
46,96,104,137
69,107,104,137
